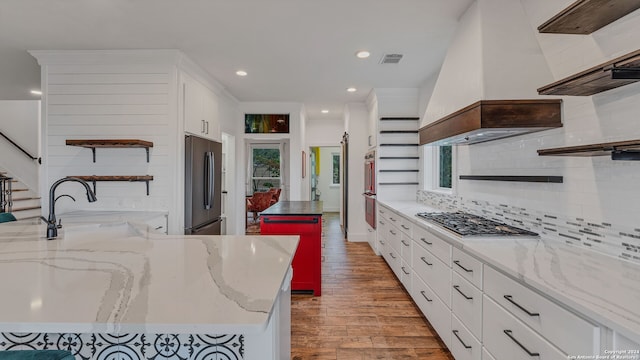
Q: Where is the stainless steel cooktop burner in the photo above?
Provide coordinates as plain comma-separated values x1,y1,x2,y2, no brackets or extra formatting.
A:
415,211,538,237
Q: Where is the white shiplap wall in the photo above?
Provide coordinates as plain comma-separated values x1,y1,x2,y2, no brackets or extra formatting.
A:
33,52,181,231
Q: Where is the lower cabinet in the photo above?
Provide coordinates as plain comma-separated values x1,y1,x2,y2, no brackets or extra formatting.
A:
412,275,452,349
451,314,482,360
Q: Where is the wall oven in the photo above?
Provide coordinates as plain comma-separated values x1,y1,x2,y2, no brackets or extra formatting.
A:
364,150,376,228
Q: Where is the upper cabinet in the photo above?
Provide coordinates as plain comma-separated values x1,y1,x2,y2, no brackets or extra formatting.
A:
182,72,221,142
538,0,640,34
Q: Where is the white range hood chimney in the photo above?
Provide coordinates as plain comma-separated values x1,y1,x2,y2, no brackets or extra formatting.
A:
420,0,562,145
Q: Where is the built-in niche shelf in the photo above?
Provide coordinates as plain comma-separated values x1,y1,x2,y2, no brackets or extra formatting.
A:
538,49,640,96
538,0,640,34
537,139,640,160
459,175,564,183
66,139,154,162
67,175,154,195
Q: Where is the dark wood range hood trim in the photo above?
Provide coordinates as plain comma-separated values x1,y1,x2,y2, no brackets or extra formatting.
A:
419,100,563,145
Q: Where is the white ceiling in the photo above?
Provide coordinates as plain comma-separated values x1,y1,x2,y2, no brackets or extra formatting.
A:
0,0,473,120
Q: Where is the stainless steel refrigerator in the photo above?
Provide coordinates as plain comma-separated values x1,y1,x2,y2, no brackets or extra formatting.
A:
185,135,223,235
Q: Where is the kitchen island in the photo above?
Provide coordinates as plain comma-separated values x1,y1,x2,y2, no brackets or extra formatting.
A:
260,201,322,296
0,216,299,360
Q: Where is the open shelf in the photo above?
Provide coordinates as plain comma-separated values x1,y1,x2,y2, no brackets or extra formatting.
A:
66,139,154,162
538,0,640,34
538,49,640,96
459,175,563,183
67,175,154,195
537,139,640,160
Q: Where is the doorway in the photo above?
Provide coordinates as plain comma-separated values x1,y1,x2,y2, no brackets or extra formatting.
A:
308,146,340,212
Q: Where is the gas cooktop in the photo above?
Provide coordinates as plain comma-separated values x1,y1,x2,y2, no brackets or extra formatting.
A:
415,211,538,237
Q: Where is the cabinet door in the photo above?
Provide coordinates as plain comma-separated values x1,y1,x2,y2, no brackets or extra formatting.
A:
183,74,205,136
203,87,220,141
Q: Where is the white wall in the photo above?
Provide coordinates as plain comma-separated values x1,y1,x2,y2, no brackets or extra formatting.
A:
304,117,343,201
315,147,340,212
344,102,369,242
428,0,640,228
0,100,40,192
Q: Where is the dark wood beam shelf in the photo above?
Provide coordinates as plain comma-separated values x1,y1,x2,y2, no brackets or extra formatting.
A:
538,49,640,96
67,175,154,195
537,139,640,160
66,139,154,162
538,0,640,34
459,175,563,183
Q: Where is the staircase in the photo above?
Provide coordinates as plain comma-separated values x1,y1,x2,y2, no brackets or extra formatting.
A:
0,168,41,220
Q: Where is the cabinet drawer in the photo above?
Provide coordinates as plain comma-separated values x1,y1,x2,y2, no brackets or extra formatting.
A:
452,272,483,340
400,233,412,261
452,247,483,289
451,314,482,360
398,216,413,237
414,225,451,265
400,258,412,292
484,266,599,355
145,215,168,234
411,275,451,349
378,205,391,220
383,247,401,280
387,224,401,253
483,296,566,360
387,211,401,227
412,242,451,307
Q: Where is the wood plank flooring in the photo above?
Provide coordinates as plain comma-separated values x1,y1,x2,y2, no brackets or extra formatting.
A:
290,212,453,360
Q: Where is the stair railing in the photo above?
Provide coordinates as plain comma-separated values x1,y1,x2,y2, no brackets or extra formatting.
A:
0,131,41,164
0,175,12,213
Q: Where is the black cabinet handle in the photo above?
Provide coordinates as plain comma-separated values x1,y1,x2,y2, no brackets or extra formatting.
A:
420,290,433,302
390,230,397,235
379,240,385,245
503,330,540,357
504,295,540,317
401,224,410,230
420,237,433,245
401,240,409,247
379,220,385,225
454,260,473,273
420,257,433,266
390,217,397,222
453,285,473,300
401,266,410,275
389,253,396,259
262,217,319,224
452,330,472,349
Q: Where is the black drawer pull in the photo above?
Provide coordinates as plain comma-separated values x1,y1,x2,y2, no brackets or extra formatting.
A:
401,240,409,247
401,224,410,230
420,237,433,245
454,260,473,273
401,266,410,275
420,290,433,302
453,285,473,300
379,220,385,225
263,217,319,224
390,217,397,222
504,295,540,317
420,256,433,266
503,330,539,357
379,240,385,245
390,230,397,235
389,253,396,259
452,330,472,349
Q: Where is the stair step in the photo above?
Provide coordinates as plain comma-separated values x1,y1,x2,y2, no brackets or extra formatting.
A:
12,205,41,212
11,188,29,192
12,197,41,201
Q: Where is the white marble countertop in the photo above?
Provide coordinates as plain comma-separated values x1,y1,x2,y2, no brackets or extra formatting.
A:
0,217,299,335
379,200,640,344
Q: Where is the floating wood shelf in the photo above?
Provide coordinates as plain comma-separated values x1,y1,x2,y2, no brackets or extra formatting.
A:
538,0,640,34
380,117,419,121
459,175,564,183
538,49,640,96
537,139,640,160
66,139,154,162
67,175,154,195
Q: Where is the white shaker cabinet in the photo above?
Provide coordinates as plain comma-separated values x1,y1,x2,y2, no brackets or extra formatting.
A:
182,72,220,142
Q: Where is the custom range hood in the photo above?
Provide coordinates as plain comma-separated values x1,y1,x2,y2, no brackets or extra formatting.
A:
420,0,562,146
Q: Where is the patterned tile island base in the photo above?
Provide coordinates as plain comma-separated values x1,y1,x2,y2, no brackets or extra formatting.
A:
0,333,244,360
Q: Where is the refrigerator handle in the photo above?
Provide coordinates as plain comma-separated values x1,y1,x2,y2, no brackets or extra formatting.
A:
204,151,213,209
210,151,215,209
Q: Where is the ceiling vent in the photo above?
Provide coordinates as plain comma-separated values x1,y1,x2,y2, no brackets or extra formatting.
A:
380,53,403,64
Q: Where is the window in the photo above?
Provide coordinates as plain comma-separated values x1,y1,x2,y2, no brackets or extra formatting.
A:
422,145,454,192
332,153,340,185
249,144,281,193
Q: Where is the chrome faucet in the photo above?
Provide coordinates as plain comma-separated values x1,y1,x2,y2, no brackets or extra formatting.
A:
42,177,97,239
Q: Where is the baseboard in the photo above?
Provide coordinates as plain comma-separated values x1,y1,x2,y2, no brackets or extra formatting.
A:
346,232,368,242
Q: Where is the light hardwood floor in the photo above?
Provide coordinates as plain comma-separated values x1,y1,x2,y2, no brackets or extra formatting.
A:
290,212,453,360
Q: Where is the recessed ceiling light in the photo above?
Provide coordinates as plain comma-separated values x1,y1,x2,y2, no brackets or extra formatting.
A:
30,90,42,95
321,109,329,114
356,50,370,59
236,70,247,76
347,87,357,93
